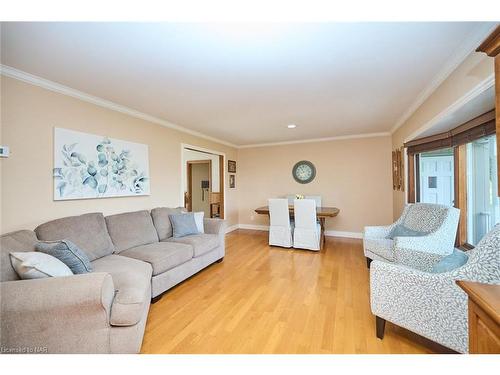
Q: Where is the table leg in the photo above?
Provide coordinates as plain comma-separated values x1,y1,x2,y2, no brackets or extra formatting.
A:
319,217,326,249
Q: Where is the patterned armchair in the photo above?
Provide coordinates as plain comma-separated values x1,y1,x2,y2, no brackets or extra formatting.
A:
364,203,460,270
370,224,500,353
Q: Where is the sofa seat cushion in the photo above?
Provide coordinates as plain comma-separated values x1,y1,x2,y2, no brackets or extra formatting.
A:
91,255,152,327
119,242,194,276
166,233,219,258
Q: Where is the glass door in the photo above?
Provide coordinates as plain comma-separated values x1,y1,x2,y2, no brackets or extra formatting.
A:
418,148,454,206
466,135,500,245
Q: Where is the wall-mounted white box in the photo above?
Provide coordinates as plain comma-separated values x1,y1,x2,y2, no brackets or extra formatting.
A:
0,146,10,157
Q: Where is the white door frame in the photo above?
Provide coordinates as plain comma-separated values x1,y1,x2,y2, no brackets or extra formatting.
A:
180,143,226,219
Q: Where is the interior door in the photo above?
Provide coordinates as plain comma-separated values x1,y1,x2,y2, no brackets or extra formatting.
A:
419,155,454,206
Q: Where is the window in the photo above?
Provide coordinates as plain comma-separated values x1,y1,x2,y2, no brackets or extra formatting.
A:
405,110,496,248
417,148,454,206
466,135,500,245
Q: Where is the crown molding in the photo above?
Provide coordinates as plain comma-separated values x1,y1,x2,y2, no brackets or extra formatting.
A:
238,132,391,149
0,64,239,149
404,73,495,143
390,22,498,135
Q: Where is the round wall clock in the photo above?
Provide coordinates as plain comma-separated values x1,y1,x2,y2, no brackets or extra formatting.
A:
292,160,316,184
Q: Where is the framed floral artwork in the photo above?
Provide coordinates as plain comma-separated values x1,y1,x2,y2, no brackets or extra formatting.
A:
53,128,150,200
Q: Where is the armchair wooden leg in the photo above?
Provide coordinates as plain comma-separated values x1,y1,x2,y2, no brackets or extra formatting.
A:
376,316,386,339
366,257,372,269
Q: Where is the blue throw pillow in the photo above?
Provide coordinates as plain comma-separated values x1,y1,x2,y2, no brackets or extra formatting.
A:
36,240,92,274
431,249,468,273
169,213,200,238
386,224,428,240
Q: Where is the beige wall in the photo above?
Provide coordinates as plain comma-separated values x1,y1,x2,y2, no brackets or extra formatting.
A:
237,136,393,234
391,52,494,219
0,77,239,233
6,51,487,235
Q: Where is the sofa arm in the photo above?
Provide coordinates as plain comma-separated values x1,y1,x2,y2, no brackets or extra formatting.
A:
0,272,115,353
204,218,227,235
370,260,468,353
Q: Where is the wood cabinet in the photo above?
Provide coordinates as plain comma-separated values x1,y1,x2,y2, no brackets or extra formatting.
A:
457,281,500,354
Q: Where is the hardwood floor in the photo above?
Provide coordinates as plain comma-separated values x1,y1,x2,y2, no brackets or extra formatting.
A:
141,230,441,354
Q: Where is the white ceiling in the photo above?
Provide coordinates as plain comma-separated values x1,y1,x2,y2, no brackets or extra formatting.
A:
1,22,496,146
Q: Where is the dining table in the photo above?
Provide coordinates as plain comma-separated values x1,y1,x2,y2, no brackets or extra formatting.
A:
254,205,340,247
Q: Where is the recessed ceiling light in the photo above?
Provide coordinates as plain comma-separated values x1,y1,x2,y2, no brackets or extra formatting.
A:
287,124,297,129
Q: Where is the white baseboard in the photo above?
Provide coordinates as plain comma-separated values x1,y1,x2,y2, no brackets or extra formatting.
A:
324,230,363,239
225,224,240,233
230,224,362,239
238,224,269,231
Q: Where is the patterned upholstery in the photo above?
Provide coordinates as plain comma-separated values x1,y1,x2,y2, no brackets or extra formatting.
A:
370,224,500,353
364,203,460,271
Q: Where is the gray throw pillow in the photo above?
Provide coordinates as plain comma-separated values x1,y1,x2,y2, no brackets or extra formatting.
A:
169,213,199,238
431,249,468,273
386,224,428,240
36,240,92,274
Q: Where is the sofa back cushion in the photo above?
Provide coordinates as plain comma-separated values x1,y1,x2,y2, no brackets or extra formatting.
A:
35,213,114,261
105,210,159,253
0,230,39,282
151,207,185,241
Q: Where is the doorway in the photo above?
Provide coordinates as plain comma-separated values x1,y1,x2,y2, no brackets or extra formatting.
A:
187,160,211,217
182,145,225,219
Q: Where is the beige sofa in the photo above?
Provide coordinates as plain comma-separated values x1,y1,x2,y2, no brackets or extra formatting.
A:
0,208,226,354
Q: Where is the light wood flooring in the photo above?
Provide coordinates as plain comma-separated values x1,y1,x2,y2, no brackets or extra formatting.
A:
141,229,444,354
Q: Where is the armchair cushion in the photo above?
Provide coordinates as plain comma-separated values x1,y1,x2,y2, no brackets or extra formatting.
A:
431,249,468,273
386,224,428,239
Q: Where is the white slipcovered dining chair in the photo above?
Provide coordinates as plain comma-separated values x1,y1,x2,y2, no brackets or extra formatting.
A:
268,198,293,248
305,195,322,207
293,199,321,251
